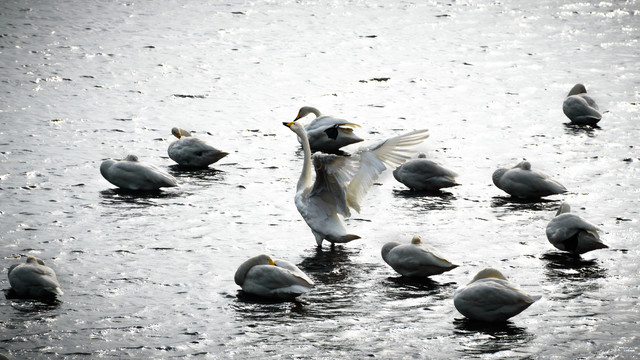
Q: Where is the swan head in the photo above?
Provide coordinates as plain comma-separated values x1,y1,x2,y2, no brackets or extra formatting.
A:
124,154,139,162
294,106,322,120
567,83,587,96
283,120,305,135
171,127,183,139
417,153,427,159
411,235,422,245
26,256,46,265
514,160,531,170
556,202,571,216
470,268,508,283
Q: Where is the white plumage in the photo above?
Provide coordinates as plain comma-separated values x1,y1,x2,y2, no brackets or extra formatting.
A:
562,84,602,126
492,160,566,199
168,127,229,167
393,153,459,191
293,106,364,154
8,256,63,299
100,154,177,191
381,235,458,277
234,254,314,300
454,268,541,322
284,120,429,246
546,202,608,255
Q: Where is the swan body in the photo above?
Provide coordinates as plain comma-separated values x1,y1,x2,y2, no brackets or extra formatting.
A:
546,202,608,255
454,268,541,322
168,127,229,167
492,160,566,199
8,256,63,299
284,120,429,246
234,254,314,300
392,154,459,191
563,84,602,126
100,154,177,190
381,236,458,277
294,106,364,153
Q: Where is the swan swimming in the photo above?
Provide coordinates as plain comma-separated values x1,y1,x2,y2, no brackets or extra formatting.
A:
293,106,364,154
562,84,602,126
492,160,566,199
546,202,608,255
392,153,459,191
100,154,178,191
284,120,429,246
8,256,63,299
381,235,458,277
234,254,314,300
168,127,229,168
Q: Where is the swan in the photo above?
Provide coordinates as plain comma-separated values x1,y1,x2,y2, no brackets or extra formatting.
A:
562,84,602,126
8,256,63,299
546,202,608,255
381,235,458,277
392,153,459,191
100,154,178,190
492,160,566,199
234,254,314,300
293,106,364,153
168,127,229,167
283,120,429,246
453,268,541,322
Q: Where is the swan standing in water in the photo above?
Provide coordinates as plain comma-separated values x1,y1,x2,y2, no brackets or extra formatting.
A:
100,154,177,191
546,202,608,255
381,236,458,277
293,106,364,154
234,254,314,300
563,84,602,126
492,160,566,199
283,120,429,247
392,153,459,191
454,268,541,322
168,127,229,167
8,256,63,299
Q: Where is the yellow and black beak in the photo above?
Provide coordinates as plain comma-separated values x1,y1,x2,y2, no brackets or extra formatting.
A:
283,121,295,128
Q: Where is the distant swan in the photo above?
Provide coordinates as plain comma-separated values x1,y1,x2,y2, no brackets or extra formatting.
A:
392,153,459,191
8,256,63,299
234,254,314,300
454,268,541,322
100,154,177,190
168,127,229,168
563,84,602,126
381,235,458,277
546,202,608,255
284,120,429,246
293,106,364,153
492,160,566,199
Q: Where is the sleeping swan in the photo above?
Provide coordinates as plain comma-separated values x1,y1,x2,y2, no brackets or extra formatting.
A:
392,153,459,191
8,256,63,299
168,127,229,168
381,236,458,277
234,254,314,300
546,202,608,255
492,160,566,199
100,154,177,190
562,84,602,126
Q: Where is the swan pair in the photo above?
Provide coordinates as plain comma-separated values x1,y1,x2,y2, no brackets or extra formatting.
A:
8,256,63,300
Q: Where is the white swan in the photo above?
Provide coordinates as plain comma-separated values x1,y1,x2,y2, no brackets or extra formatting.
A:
293,106,364,153
454,268,541,322
392,153,459,191
546,202,608,255
563,84,602,126
100,154,178,190
8,256,63,299
283,120,429,246
168,127,229,168
234,254,314,300
492,160,566,199
381,235,458,277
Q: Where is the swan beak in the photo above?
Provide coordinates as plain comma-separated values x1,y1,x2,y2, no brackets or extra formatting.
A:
269,259,276,266
283,121,294,127
175,133,182,139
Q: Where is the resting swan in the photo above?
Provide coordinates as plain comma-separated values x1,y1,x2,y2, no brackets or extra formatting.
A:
546,202,608,255
234,254,314,300
283,120,429,246
100,154,177,190
492,160,566,199
293,106,364,154
168,127,229,167
454,268,541,322
8,256,63,299
392,153,459,191
381,236,458,277
562,84,602,126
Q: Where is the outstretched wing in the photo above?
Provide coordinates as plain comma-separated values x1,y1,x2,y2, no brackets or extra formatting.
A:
308,153,356,218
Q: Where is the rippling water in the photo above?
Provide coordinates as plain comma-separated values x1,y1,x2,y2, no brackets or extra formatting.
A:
1,0,639,358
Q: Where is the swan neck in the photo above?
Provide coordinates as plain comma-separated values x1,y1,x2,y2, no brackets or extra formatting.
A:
296,126,313,192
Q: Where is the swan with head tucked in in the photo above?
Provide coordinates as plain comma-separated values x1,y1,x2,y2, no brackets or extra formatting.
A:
546,202,608,255
392,153,459,191
492,160,566,199
283,120,429,247
100,154,177,191
563,84,602,126
381,235,458,277
8,256,63,299
293,106,364,154
454,268,541,322
234,254,314,300
168,127,229,168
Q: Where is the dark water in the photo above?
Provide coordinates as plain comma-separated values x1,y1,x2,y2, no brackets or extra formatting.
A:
1,0,639,358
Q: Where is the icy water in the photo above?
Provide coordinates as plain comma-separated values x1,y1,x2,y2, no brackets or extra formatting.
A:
1,0,639,358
